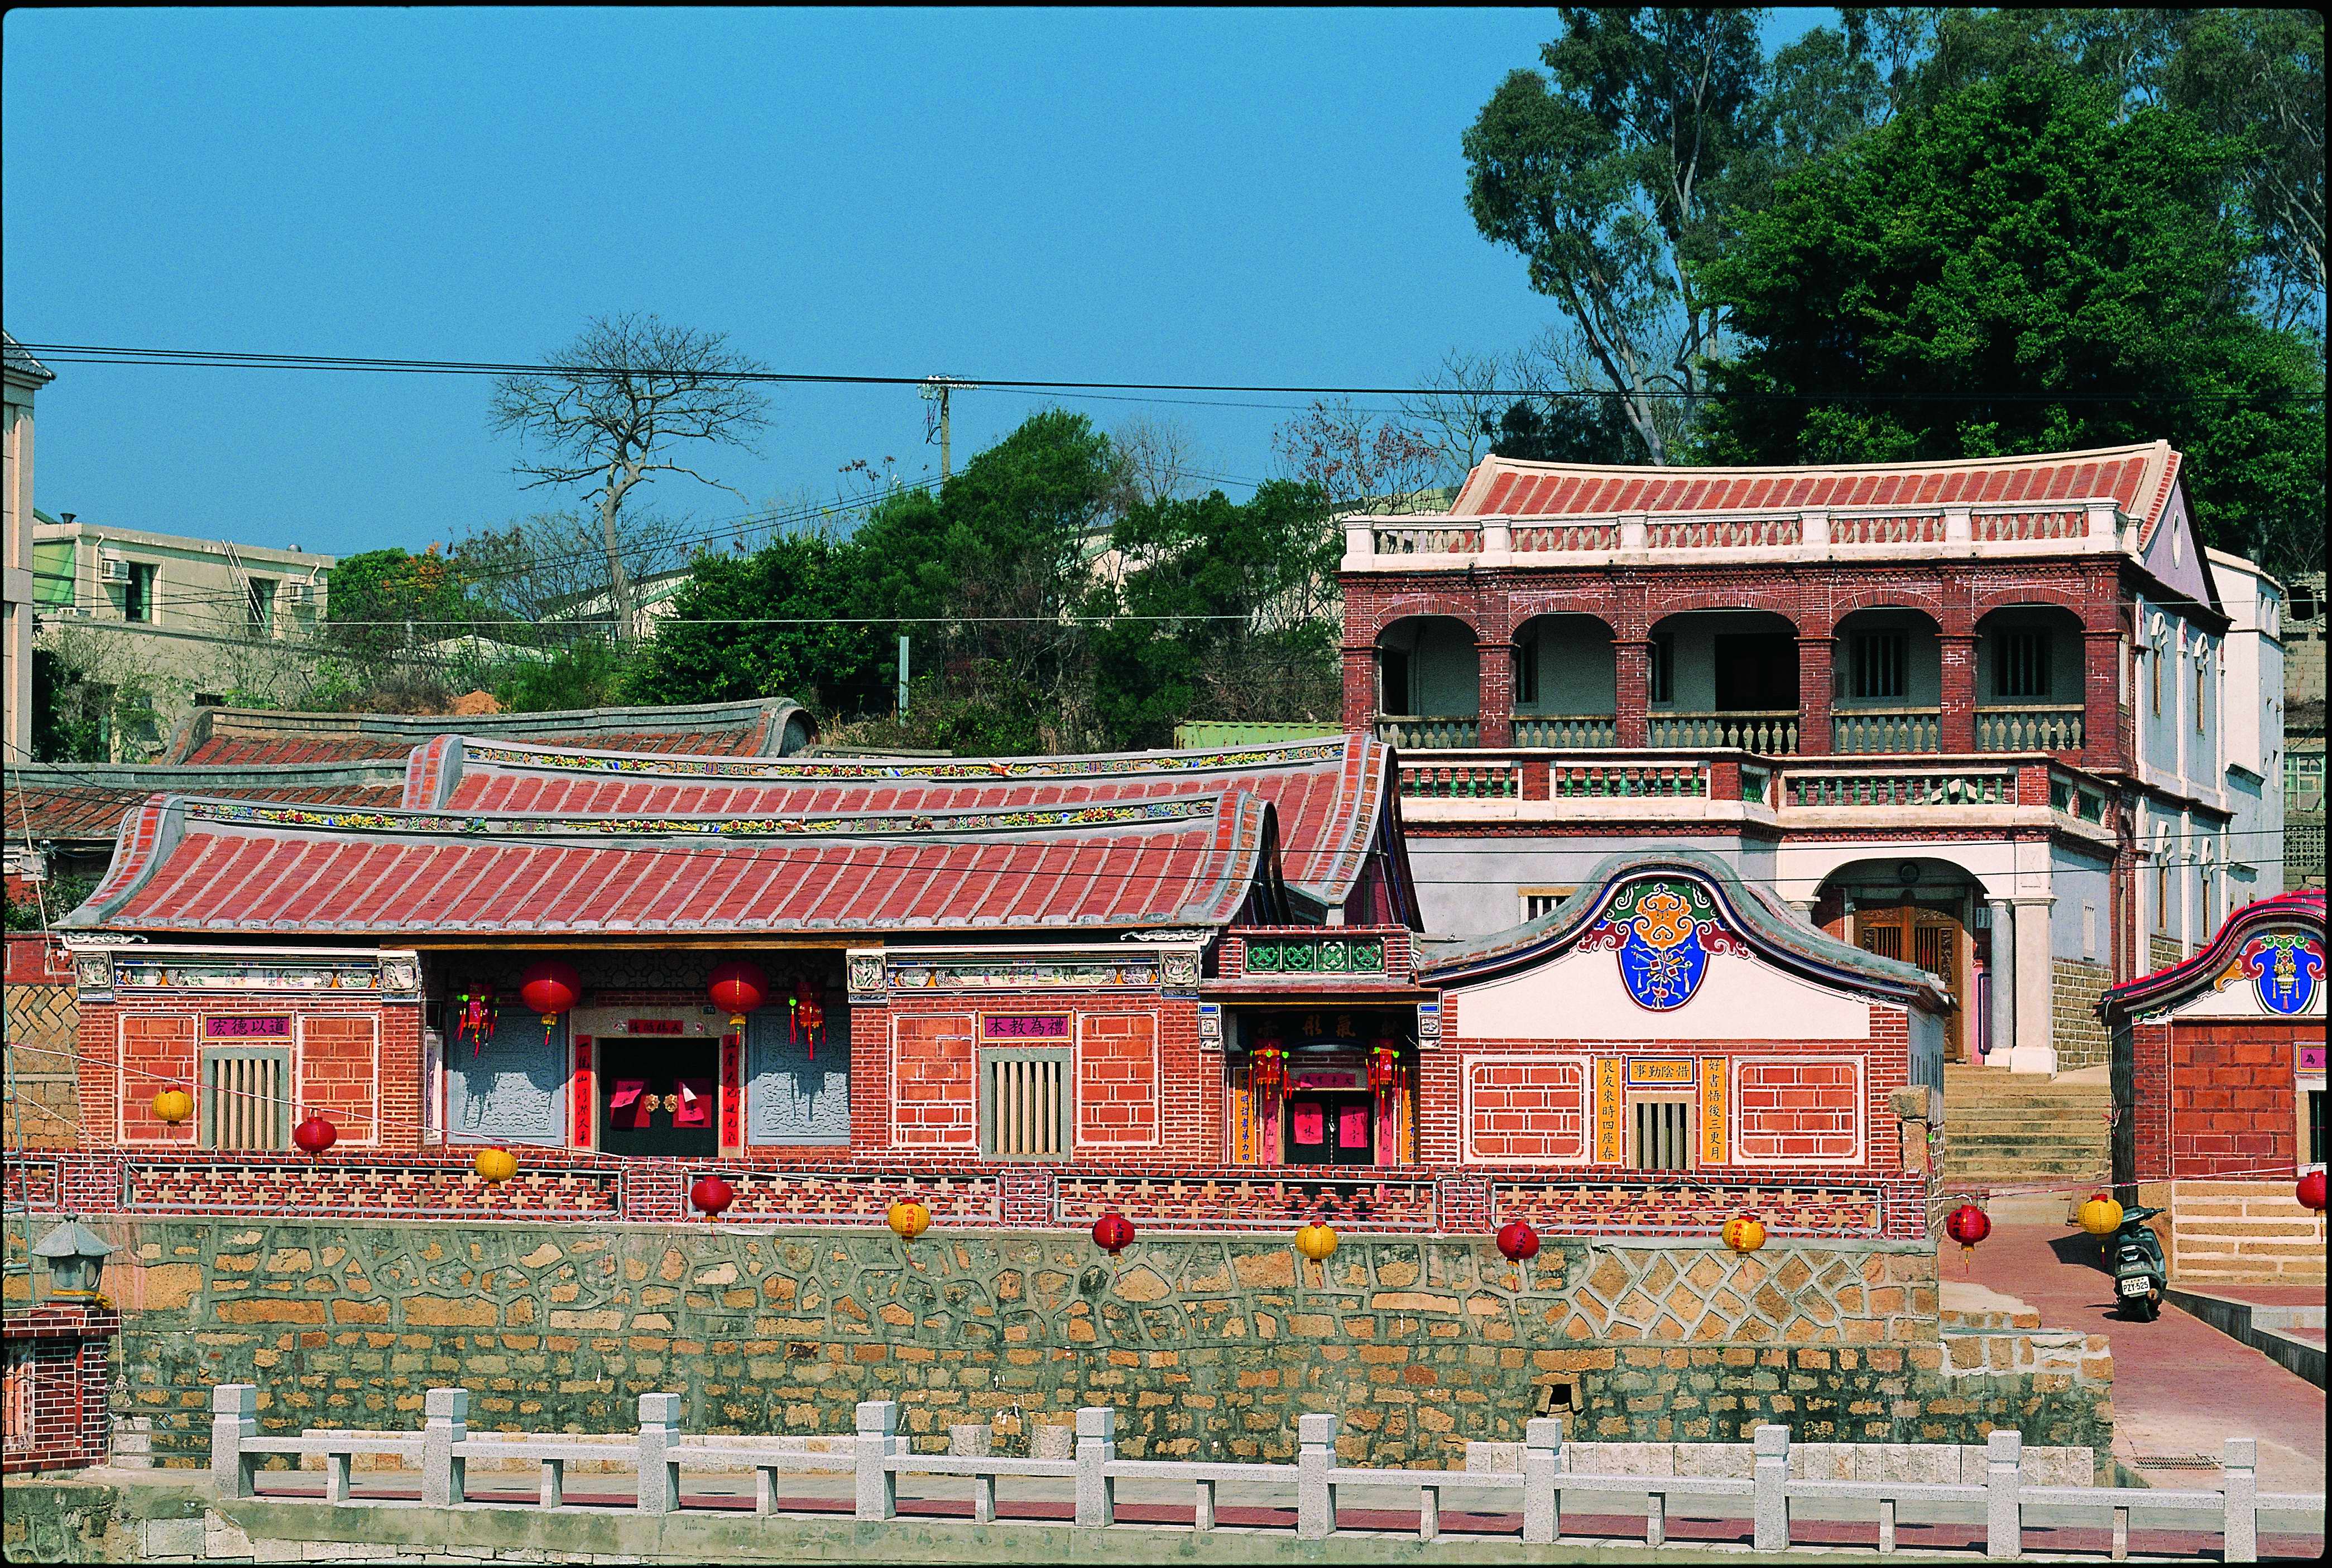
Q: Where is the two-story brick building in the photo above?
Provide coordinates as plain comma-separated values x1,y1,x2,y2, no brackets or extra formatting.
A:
1341,441,2285,1079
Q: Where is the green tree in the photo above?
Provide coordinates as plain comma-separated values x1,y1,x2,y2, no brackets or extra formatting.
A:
1087,482,1342,747
1696,69,2325,568
324,547,478,652
1462,8,1775,462
625,534,888,716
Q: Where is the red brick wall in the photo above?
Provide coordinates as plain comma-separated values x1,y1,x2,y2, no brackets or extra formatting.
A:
2163,1019,2303,1177
1076,1012,1159,1150
1734,1057,1863,1163
298,1016,380,1144
1461,1055,1590,1162
1,1307,118,1475
115,1013,196,1146
888,1012,977,1150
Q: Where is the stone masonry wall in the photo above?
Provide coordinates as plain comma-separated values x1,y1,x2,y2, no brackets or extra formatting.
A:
2051,958,2113,1071
46,1218,2110,1471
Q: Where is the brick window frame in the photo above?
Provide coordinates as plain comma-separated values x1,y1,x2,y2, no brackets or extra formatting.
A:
980,1046,1074,1161
199,1044,291,1151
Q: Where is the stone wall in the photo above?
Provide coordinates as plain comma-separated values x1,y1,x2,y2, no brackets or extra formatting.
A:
3,934,80,1150
2050,958,2113,1070
29,1217,2110,1471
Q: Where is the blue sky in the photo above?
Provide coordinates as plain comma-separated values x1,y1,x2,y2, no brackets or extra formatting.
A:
4,8,1826,558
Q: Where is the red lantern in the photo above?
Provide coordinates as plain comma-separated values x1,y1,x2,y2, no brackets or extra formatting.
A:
1495,1220,1541,1263
707,961,768,1027
1367,1038,1399,1093
1945,1203,1992,1260
1251,1034,1286,1095
517,960,582,1043
791,979,827,1061
1091,1213,1135,1256
690,1175,736,1218
2298,1170,2327,1213
292,1114,338,1156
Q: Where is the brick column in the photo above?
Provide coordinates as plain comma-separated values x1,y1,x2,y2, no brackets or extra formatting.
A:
1796,635,1836,756
1939,634,1979,753
1476,642,1513,748
2081,629,2124,769
1342,645,1376,735
1615,640,1651,748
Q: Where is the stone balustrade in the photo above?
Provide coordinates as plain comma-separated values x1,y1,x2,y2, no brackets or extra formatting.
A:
206,1385,2319,1561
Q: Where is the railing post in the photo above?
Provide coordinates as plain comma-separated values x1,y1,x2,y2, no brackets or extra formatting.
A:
636,1392,681,1514
1297,1412,1337,1540
1984,1428,2023,1559
209,1384,258,1500
1522,1415,1562,1543
421,1387,468,1508
2223,1437,2257,1564
324,1449,352,1504
1753,1423,1789,1552
1074,1405,1117,1529
855,1399,898,1521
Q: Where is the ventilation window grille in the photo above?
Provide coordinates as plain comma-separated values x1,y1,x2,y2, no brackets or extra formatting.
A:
982,1048,1071,1161
1628,1097,1693,1172
201,1046,290,1151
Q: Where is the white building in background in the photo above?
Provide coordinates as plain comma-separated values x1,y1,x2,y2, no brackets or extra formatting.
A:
30,513,336,757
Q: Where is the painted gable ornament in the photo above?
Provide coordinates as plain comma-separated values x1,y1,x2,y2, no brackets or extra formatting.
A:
2233,931,2324,1016
1580,878,1748,1012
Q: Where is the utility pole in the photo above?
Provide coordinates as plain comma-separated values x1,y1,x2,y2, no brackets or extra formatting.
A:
919,376,978,483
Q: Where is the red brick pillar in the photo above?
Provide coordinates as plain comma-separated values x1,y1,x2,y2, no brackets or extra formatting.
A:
1940,633,1980,753
1796,635,1836,756
1476,641,1513,748
1342,644,1377,735
2081,629,2124,768
1615,639,1650,748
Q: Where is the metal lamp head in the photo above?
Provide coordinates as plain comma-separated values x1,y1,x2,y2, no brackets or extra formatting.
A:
31,1219,116,1301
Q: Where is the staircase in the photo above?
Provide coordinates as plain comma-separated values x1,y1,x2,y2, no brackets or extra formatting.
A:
1941,1065,2114,1194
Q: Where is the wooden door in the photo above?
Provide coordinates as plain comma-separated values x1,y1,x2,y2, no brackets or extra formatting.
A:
1858,903,1968,1061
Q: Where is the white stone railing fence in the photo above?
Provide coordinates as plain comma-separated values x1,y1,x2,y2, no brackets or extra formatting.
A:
209,1384,2324,1561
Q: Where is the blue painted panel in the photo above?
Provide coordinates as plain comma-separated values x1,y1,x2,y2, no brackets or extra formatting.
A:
746,1010,850,1144
447,1008,565,1146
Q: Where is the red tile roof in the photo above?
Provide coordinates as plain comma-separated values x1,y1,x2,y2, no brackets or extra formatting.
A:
66,791,1289,937
4,767,405,844
1447,441,2184,539
403,733,1402,912
170,699,812,766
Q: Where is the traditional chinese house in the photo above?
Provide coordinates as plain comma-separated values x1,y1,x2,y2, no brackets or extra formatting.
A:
40,735,1946,1239
2101,891,2328,1284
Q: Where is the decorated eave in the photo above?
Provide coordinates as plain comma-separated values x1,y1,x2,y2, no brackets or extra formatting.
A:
169,696,815,766
396,730,1412,924
1416,846,1950,1012
2098,891,2328,1024
61,788,1295,938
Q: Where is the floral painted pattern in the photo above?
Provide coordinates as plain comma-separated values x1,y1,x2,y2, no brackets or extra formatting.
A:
1578,878,1749,1012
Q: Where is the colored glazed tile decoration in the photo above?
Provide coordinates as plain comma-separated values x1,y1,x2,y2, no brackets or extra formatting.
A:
108,955,388,993
1578,878,1749,1012
885,955,1167,992
1244,936,1386,975
186,796,1215,839
461,739,1344,781
2236,931,2325,1016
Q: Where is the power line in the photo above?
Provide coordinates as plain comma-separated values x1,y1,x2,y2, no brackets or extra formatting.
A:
18,342,2329,405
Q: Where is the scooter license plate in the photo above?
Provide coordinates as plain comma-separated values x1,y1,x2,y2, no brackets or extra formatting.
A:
2117,1277,2151,1296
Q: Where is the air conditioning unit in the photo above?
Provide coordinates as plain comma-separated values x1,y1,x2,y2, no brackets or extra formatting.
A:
282,581,314,605
98,553,131,584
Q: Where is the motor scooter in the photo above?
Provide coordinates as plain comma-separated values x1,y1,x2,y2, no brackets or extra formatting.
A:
2093,1205,2167,1321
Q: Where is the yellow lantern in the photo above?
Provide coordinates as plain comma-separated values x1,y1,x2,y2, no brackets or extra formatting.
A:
1721,1215,1767,1254
1294,1220,1338,1263
887,1198,932,1243
2076,1192,2123,1237
473,1146,518,1185
150,1088,194,1126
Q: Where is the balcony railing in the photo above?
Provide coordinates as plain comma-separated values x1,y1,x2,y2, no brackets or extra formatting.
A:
1832,708,1942,754
1975,705,2085,752
1648,710,1800,753
1399,760,1520,799
1782,765,2017,809
1371,522,1482,555
1375,715,1479,748
1513,714,1617,748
